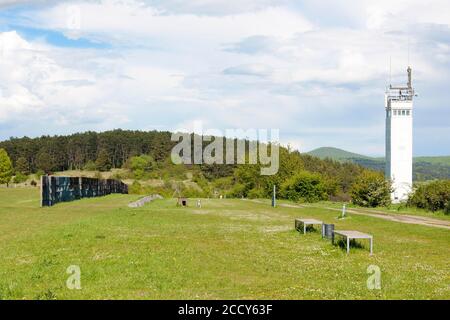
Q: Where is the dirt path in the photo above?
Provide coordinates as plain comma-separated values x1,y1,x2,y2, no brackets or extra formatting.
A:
279,203,450,230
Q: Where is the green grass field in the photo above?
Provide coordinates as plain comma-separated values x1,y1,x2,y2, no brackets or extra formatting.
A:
0,188,449,300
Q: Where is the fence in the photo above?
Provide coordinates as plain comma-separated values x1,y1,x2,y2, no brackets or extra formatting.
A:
41,176,128,207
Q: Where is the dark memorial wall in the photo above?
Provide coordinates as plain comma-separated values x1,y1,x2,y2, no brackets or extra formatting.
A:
41,176,128,207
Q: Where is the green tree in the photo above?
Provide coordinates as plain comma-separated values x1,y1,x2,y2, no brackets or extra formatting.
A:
350,171,392,207
123,155,155,179
407,180,450,212
83,160,97,171
12,173,28,184
95,149,111,172
15,156,30,175
36,151,55,174
0,148,13,187
280,171,328,202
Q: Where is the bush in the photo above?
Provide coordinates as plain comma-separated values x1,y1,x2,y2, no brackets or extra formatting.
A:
247,188,266,199
30,180,37,187
124,155,156,180
350,171,392,207
228,183,246,198
407,180,450,213
280,171,327,203
12,173,28,184
128,180,143,194
83,161,97,171
35,170,45,180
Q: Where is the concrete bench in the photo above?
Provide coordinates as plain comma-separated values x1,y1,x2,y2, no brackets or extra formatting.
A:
295,218,323,234
333,230,373,255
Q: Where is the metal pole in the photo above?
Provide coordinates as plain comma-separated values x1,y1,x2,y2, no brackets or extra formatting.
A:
40,175,43,207
272,185,276,207
347,237,350,254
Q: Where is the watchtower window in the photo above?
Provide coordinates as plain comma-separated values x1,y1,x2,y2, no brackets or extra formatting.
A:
393,110,397,116
406,110,410,116
402,110,406,116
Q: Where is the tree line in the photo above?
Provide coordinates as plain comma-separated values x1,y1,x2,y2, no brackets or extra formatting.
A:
3,129,447,213
0,130,175,174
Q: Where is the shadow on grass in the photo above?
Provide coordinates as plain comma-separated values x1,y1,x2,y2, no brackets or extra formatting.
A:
334,238,367,252
295,225,320,234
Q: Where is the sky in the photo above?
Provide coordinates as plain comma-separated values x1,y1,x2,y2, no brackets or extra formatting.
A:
0,0,449,156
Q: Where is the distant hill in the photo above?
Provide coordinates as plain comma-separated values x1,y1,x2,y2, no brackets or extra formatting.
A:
307,147,373,161
307,147,450,181
414,156,450,166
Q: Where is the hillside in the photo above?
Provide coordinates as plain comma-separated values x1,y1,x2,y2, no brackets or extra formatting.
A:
307,147,450,181
307,147,373,161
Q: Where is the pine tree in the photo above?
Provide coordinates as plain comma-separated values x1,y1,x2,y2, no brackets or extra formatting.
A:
36,151,54,174
15,156,30,175
95,149,112,172
0,148,13,187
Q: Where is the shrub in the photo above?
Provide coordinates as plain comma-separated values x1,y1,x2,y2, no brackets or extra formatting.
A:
280,171,327,203
228,183,246,198
35,170,45,180
124,155,156,180
130,155,155,172
30,180,37,187
350,171,392,207
133,168,145,180
407,180,450,212
83,160,97,171
128,180,143,194
247,188,266,199
12,173,28,184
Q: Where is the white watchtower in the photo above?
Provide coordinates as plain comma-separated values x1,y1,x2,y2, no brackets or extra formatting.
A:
385,66,415,203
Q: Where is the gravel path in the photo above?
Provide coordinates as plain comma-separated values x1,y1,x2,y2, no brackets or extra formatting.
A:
280,203,450,230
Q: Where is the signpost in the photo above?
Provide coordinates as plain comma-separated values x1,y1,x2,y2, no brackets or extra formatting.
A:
272,185,276,208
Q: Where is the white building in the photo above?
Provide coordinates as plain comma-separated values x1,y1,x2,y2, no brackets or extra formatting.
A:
385,67,415,203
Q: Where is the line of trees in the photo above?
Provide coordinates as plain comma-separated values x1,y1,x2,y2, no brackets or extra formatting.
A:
0,130,175,173
2,129,446,213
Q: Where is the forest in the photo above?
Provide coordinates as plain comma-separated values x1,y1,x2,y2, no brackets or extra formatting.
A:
1,129,448,212
0,130,372,197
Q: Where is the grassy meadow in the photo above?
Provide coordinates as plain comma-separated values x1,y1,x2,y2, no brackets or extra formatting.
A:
0,187,449,300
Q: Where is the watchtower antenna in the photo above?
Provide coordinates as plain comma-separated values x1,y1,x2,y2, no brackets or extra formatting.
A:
407,36,410,66
389,56,392,87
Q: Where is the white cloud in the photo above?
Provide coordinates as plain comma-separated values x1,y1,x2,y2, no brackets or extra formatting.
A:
1,0,450,155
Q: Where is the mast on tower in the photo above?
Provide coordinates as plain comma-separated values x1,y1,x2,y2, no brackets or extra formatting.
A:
407,66,412,89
